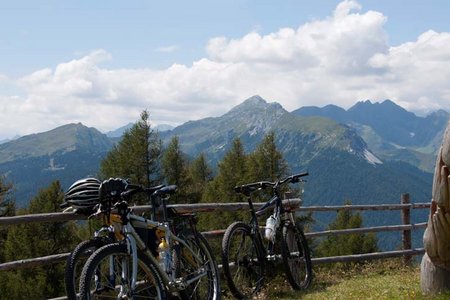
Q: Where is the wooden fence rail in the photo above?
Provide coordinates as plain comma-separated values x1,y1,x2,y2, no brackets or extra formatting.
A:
0,195,431,273
0,200,303,226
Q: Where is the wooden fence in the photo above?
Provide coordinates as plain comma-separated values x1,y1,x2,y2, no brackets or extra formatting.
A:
0,193,430,272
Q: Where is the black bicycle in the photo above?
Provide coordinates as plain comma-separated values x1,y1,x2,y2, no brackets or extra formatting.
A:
221,172,312,299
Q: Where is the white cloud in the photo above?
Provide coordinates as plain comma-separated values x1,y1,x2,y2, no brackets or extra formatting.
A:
154,45,179,53
0,74,8,82
1,0,450,139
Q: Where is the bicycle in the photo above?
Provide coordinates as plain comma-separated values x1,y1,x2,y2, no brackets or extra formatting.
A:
60,177,165,300
78,178,221,299
221,172,312,299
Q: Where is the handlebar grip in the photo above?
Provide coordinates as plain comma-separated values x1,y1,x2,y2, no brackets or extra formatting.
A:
126,183,142,190
235,181,273,195
153,185,178,197
234,186,244,193
290,172,309,183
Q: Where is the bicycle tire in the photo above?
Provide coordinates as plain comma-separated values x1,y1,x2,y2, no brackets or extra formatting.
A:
281,221,312,290
175,231,221,300
221,221,264,299
64,237,111,300
79,242,166,300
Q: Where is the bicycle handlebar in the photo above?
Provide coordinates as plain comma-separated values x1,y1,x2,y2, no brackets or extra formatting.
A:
119,184,166,199
98,177,178,204
234,172,308,195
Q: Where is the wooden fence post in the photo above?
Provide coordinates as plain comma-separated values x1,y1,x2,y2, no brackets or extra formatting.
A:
401,193,412,265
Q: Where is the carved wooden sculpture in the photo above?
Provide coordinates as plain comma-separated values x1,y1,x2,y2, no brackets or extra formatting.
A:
421,121,450,293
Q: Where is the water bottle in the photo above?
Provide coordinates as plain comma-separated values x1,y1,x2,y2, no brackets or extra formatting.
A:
265,214,279,241
158,238,169,272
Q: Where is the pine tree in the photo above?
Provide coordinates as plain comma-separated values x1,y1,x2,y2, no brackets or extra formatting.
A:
187,153,212,204
246,132,289,183
200,138,248,230
203,138,248,205
0,177,15,269
316,200,378,258
0,177,15,218
100,110,162,204
161,136,192,203
0,181,79,299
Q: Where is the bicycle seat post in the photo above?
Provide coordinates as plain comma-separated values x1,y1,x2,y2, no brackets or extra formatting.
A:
150,195,157,221
245,195,252,211
161,197,168,223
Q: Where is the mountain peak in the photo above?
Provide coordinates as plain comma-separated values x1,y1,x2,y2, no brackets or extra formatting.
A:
381,99,396,106
0,123,113,164
232,95,267,110
228,95,285,114
243,95,266,105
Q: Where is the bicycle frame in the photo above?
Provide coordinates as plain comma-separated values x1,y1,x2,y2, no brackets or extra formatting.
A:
111,208,209,293
246,189,298,263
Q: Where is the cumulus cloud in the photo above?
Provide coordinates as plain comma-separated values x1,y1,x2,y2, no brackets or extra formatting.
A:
1,0,450,139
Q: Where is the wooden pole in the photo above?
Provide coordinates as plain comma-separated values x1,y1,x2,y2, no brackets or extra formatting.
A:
401,193,412,265
421,121,450,294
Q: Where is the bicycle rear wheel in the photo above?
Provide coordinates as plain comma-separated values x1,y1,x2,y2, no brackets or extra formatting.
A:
79,243,166,299
64,237,111,300
175,231,221,300
221,222,264,299
281,221,312,289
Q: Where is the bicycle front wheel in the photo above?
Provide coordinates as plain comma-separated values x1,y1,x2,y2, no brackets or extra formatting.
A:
281,221,312,290
64,237,111,300
221,222,264,299
175,231,221,300
79,243,166,300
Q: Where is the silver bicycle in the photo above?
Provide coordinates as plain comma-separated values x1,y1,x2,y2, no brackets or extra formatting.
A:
78,178,221,300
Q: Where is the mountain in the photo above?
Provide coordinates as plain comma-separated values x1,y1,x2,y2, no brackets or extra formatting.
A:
0,135,20,145
292,100,450,172
0,97,434,210
162,95,381,169
106,123,174,138
0,123,113,206
106,123,134,138
161,96,431,203
155,124,175,132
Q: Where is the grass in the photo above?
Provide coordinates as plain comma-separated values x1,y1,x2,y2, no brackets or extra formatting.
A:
224,259,450,299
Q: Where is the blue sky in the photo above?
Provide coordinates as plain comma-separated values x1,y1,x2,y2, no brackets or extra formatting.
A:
1,0,450,139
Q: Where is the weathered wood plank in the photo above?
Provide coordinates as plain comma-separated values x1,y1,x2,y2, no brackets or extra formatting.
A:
297,203,430,212
0,212,84,226
305,222,427,237
312,248,425,264
0,199,302,227
0,253,70,271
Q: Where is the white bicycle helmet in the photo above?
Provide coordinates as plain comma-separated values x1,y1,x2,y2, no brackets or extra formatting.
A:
64,178,101,211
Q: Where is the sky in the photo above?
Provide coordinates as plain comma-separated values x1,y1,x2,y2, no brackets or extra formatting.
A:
1,0,450,140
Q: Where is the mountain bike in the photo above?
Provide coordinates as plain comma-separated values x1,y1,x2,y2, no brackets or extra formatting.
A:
78,178,221,299
221,172,312,299
61,178,166,300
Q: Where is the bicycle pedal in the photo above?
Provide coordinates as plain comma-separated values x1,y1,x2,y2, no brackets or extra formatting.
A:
169,278,187,290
